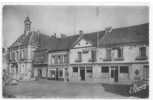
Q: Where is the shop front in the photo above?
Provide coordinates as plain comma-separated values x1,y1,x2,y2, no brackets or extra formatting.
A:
100,64,131,83
48,65,67,81
70,64,93,81
69,63,132,83
33,64,47,80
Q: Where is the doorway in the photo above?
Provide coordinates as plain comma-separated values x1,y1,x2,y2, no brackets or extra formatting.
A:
111,66,118,82
80,67,85,81
38,69,42,78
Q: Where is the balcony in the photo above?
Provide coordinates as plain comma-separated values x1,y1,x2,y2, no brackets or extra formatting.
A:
114,57,124,61
103,58,112,61
88,58,96,62
75,59,82,62
136,56,148,60
9,59,16,63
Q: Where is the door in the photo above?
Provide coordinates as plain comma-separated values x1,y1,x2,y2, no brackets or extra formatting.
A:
80,67,85,80
56,68,58,80
143,65,149,81
50,70,56,79
114,67,118,82
38,69,42,78
111,66,118,82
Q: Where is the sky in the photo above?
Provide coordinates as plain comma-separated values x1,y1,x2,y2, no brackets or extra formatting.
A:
3,5,149,48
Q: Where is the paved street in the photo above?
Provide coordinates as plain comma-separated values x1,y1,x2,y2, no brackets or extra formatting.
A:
6,79,136,98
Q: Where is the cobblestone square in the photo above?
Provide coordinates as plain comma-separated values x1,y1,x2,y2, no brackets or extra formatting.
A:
6,80,136,98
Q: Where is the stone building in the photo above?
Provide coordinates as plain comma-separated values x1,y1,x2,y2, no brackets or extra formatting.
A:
2,48,8,71
7,16,149,83
33,34,51,79
69,30,105,81
47,23,149,83
48,35,79,80
8,17,50,80
97,23,149,83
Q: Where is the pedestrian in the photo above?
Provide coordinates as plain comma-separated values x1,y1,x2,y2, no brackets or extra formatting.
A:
65,68,69,82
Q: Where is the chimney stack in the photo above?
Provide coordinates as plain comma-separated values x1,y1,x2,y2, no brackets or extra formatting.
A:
79,30,83,35
61,34,67,38
105,26,112,33
54,33,56,38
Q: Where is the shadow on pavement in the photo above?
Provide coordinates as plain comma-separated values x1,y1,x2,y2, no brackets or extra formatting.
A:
102,83,149,98
102,83,130,97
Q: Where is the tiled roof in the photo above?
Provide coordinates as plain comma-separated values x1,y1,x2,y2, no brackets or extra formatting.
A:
9,31,51,49
99,23,149,47
83,31,105,47
10,32,33,48
48,31,105,52
48,35,79,52
10,23,149,52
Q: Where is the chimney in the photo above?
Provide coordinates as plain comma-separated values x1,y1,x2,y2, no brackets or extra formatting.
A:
105,26,112,33
54,33,56,38
79,30,83,35
61,34,67,38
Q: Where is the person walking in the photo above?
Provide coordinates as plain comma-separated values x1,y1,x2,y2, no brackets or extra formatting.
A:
65,68,69,82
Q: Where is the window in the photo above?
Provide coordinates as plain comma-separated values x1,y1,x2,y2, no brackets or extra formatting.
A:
139,47,146,57
91,50,96,61
15,51,18,60
117,48,123,58
12,52,15,60
106,48,111,59
59,56,63,64
52,56,55,64
59,70,63,77
143,65,149,80
78,52,82,60
101,66,109,73
120,66,128,73
57,56,61,64
64,55,68,63
21,50,24,59
73,67,78,72
86,67,92,73
10,52,12,60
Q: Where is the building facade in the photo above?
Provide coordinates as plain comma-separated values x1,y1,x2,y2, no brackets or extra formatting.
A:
96,23,149,84
69,31,105,81
8,17,51,80
33,49,48,79
48,35,79,81
48,51,69,80
47,23,149,84
8,17,149,83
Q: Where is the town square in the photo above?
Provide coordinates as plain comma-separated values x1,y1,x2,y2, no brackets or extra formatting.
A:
2,5,149,98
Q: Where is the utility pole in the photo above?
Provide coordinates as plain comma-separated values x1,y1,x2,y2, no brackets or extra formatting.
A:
96,6,100,48
73,7,77,35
